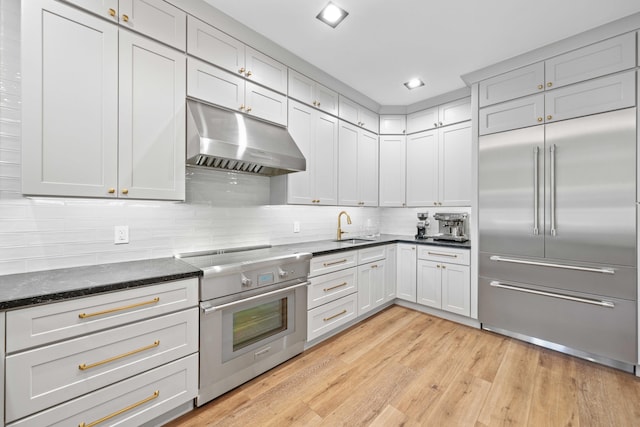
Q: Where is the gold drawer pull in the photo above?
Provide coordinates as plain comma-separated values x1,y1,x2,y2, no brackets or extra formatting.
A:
79,297,160,319
427,251,457,258
323,281,348,292
323,309,347,322
79,340,160,371
79,390,159,427
323,259,348,267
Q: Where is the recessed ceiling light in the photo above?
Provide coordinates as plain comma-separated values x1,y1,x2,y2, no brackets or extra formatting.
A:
316,2,349,28
404,78,425,90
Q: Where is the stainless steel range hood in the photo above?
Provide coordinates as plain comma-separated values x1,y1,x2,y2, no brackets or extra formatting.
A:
186,99,306,176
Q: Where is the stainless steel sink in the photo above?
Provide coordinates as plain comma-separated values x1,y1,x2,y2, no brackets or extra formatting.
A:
333,238,376,244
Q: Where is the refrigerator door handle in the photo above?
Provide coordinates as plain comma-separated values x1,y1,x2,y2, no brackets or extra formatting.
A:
489,255,615,274
489,281,615,308
533,146,539,235
550,144,557,236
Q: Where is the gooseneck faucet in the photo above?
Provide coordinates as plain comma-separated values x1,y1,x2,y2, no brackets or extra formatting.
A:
337,211,352,240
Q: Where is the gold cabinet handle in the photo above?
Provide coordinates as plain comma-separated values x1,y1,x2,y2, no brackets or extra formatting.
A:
428,251,457,258
79,297,160,319
436,264,441,268
323,309,347,322
79,340,160,371
537,117,543,122
433,122,438,127
442,265,446,269
438,202,442,206
547,82,553,88
121,188,129,195
108,8,116,17
547,115,552,120
323,281,348,292
246,107,252,112
122,14,129,22
313,101,317,106
239,104,245,111
537,84,544,90
108,188,116,194
245,70,253,77
79,390,159,427
317,102,321,107
238,67,245,74
324,259,348,267
371,264,378,268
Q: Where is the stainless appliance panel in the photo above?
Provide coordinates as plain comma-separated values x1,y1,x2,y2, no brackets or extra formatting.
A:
479,126,544,257
479,276,637,364
544,108,636,267
479,252,636,300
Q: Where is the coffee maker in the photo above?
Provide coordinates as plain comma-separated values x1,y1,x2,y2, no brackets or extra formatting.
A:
415,212,429,239
432,212,469,242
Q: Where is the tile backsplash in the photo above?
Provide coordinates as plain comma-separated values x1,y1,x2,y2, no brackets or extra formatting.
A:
0,0,468,276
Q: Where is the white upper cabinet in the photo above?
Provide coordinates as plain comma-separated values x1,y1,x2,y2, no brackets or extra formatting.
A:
288,70,339,115
479,94,545,135
379,136,406,207
118,30,186,200
406,130,438,206
545,32,636,90
62,0,186,50
406,98,470,134
339,96,379,133
187,57,287,126
338,121,379,207
379,115,406,135
23,0,185,200
479,63,545,108
187,16,287,94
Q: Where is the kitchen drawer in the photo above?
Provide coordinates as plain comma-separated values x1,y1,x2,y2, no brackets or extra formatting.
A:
6,278,198,353
308,267,357,309
479,277,637,364
307,293,357,342
309,250,357,277
417,246,470,265
5,308,198,422
358,245,386,264
8,354,197,427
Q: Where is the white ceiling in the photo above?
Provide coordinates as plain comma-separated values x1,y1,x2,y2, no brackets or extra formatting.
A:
204,0,640,107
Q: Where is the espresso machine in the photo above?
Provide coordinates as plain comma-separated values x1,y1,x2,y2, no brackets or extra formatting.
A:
432,212,469,242
415,212,429,239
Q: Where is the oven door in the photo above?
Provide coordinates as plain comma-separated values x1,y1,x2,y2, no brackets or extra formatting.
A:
198,281,307,405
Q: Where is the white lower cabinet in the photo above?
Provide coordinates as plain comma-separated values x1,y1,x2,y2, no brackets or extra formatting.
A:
384,245,398,301
307,293,358,342
4,279,199,425
396,244,417,302
357,260,386,316
416,247,471,317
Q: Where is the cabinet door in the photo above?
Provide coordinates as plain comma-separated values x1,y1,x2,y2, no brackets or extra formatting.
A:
479,62,545,107
441,264,470,316
379,115,406,135
406,130,438,206
479,94,544,135
338,95,359,124
22,0,119,198
407,107,438,134
313,111,339,205
439,121,472,206
544,71,635,123
315,83,339,116
245,81,287,126
286,101,314,204
439,97,471,126
385,245,397,302
338,121,359,206
396,244,417,302
119,0,186,50
359,107,379,134
187,57,245,113
357,260,385,315
358,130,379,206
379,136,406,207
186,15,244,73
245,46,288,94
417,260,441,309
545,32,636,90
288,69,315,106
119,30,185,200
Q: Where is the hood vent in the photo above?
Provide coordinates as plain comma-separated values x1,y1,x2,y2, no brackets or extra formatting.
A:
186,99,306,176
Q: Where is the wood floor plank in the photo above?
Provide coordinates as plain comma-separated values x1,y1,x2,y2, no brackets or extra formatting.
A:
368,404,410,427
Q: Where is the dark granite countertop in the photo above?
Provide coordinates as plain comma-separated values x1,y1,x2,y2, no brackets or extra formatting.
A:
0,258,202,310
0,235,469,310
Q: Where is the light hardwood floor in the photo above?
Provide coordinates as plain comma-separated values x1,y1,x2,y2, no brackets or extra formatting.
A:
167,305,640,426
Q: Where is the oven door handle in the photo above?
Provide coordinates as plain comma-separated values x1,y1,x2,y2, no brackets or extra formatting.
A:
201,281,310,315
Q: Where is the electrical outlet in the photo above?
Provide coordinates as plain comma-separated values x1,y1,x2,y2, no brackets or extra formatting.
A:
114,225,129,244
293,221,300,233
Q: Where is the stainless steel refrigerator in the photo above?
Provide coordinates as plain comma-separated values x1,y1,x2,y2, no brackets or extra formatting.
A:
478,107,637,370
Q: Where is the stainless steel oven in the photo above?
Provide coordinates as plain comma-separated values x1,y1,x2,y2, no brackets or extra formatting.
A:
177,247,311,406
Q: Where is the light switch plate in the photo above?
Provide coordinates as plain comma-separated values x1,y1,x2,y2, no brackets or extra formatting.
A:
114,225,129,244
